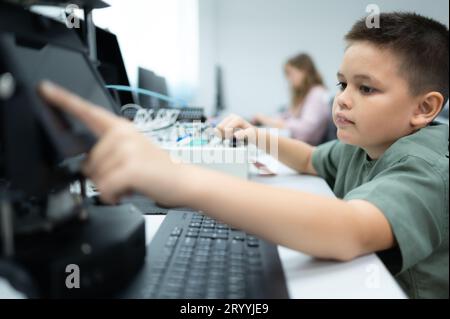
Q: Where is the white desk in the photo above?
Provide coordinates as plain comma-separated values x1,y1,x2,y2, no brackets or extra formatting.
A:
144,157,407,299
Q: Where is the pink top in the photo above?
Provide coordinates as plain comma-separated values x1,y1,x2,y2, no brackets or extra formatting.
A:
280,86,331,145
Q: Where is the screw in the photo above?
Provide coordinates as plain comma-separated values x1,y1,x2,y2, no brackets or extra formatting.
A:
0,73,15,100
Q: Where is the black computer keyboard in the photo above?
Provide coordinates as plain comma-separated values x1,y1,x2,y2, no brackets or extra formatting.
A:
120,211,289,299
177,106,205,122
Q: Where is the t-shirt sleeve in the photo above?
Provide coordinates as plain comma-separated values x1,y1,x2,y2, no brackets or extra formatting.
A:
311,140,343,188
344,156,448,274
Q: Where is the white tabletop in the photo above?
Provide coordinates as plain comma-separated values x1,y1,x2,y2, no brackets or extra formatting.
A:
145,155,407,299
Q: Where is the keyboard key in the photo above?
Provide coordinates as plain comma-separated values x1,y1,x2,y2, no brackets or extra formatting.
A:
208,270,226,277
230,253,244,260
229,267,245,275
229,274,245,282
166,278,184,288
216,224,229,229
182,237,197,247
173,261,190,269
171,227,183,236
178,251,193,258
246,249,261,257
196,248,211,255
193,255,209,263
197,238,212,246
230,259,244,266
191,259,208,267
186,231,199,238
191,266,208,273
210,255,227,263
247,240,260,248
194,250,210,257
165,237,178,248
170,269,187,278
214,233,229,240
230,241,244,254
214,239,228,250
175,256,191,263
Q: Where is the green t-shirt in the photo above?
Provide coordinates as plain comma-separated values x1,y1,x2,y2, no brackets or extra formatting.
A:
312,122,449,299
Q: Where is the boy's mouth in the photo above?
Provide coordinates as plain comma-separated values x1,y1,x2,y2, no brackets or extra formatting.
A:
334,113,355,127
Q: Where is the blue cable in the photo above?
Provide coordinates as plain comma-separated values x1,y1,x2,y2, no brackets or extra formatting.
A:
105,85,188,107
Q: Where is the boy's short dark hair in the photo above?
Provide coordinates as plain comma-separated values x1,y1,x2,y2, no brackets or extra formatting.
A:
346,12,449,106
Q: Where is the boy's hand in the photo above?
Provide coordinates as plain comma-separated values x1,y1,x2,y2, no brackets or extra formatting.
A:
252,113,285,129
216,114,258,143
252,113,270,126
38,81,187,206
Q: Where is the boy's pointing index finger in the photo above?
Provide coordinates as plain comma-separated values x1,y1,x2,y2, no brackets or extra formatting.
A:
38,80,119,136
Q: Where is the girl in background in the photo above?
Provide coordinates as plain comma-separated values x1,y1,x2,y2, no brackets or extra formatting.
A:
252,53,330,145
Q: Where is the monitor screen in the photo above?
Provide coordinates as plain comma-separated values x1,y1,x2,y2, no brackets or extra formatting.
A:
14,38,118,116
95,27,135,106
138,67,172,108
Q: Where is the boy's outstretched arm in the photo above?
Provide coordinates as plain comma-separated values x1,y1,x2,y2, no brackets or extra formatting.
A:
183,166,394,261
39,82,394,261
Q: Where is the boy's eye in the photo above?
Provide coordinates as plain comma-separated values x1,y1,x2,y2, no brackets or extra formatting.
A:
359,85,376,94
336,82,347,91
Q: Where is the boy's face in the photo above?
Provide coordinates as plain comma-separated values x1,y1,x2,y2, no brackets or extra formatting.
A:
333,42,420,157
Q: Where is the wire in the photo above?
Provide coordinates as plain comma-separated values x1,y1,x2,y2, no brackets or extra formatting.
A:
105,85,188,108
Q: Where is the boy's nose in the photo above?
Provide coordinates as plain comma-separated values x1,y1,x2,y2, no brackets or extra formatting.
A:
335,90,353,110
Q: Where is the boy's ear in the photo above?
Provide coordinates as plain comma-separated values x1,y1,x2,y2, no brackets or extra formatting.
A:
410,92,444,129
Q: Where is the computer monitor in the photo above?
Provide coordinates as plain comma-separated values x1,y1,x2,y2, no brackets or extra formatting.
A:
138,67,169,108
92,26,135,107
214,65,225,116
138,67,157,108
0,3,146,299
0,3,118,198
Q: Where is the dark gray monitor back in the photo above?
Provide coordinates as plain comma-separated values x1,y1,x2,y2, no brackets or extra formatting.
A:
138,67,169,108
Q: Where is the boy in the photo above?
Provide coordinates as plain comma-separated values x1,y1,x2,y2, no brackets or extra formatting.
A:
38,12,448,298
